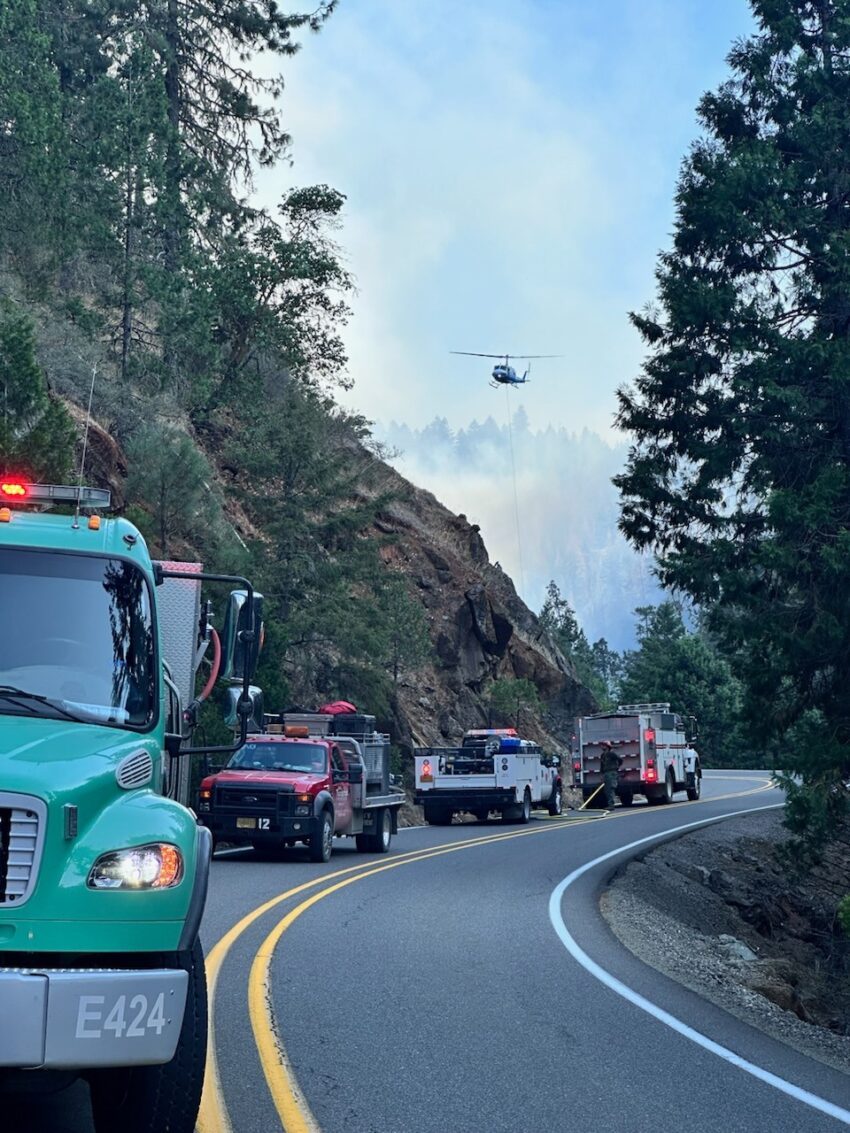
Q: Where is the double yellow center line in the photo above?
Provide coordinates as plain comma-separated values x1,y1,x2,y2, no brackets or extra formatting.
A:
198,777,775,1133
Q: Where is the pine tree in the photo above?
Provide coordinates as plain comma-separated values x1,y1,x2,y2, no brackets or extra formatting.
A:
539,580,614,705
378,576,431,689
125,422,219,556
0,0,66,275
488,678,542,730
615,1,850,829
618,603,747,767
0,309,76,481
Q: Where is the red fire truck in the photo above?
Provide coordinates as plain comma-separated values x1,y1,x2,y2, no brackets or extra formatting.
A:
196,711,404,861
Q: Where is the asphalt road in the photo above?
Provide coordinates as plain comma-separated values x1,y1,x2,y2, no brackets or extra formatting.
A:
12,770,850,1132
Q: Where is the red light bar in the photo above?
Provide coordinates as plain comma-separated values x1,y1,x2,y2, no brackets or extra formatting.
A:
1,481,27,498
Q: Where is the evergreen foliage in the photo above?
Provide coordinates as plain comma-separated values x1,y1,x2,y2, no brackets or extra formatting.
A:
839,894,850,937
125,423,220,558
618,603,748,767
615,1,850,842
377,576,432,689
539,580,619,705
488,677,542,729
0,308,75,481
222,382,424,711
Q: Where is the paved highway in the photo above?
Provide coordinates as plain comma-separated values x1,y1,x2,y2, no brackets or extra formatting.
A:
13,771,850,1131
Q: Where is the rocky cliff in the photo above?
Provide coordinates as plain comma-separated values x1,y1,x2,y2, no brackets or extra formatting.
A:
366,459,597,754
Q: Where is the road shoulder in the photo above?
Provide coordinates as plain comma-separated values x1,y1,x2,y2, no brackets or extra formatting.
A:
602,807,850,1076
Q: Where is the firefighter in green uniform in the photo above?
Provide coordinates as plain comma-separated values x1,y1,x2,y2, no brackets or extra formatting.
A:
600,740,622,808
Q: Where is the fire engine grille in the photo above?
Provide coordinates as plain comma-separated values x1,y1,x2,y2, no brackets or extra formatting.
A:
0,794,46,907
214,785,296,817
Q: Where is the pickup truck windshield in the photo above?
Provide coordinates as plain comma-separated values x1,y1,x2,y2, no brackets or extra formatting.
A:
0,549,156,728
227,742,327,773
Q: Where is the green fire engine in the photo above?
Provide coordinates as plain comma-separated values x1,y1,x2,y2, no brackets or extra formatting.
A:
0,479,260,1132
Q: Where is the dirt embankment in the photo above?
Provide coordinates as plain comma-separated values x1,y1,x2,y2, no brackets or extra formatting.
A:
602,809,850,1075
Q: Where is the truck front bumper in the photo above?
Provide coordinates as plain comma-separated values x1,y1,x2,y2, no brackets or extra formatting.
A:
199,813,318,842
0,966,188,1069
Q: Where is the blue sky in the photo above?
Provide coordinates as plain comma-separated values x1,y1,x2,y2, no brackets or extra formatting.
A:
256,0,756,436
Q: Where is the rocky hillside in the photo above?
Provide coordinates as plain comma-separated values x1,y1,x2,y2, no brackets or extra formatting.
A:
368,460,598,753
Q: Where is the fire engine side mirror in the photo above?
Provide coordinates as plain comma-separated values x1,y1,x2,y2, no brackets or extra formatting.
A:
223,685,264,731
687,715,698,742
348,763,363,784
220,589,264,681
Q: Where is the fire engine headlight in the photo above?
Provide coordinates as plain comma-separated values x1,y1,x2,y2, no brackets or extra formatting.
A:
88,844,184,890
295,805,311,816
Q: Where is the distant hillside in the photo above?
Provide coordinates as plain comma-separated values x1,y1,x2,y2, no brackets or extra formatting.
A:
376,411,660,649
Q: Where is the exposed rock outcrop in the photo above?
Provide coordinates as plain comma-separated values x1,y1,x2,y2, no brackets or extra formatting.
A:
368,461,597,754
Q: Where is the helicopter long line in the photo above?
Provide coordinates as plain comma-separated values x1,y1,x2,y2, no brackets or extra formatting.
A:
504,385,525,597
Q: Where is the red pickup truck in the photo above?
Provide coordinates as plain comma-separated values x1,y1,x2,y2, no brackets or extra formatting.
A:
196,719,404,862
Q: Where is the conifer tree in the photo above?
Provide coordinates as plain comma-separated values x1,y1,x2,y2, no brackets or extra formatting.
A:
615,1,850,836
0,309,75,481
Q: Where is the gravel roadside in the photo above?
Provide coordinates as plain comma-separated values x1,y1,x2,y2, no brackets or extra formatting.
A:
601,808,850,1076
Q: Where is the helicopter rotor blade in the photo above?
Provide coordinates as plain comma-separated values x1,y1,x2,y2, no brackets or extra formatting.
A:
451,351,563,360
450,351,511,359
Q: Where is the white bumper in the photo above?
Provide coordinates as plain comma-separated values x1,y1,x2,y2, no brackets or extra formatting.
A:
0,967,188,1069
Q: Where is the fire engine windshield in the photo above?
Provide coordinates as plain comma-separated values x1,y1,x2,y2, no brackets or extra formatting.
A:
0,549,156,728
227,742,327,773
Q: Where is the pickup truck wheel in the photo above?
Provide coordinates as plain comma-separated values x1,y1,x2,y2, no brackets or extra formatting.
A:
356,809,392,853
372,808,392,853
87,937,207,1133
520,789,531,823
309,809,334,862
503,790,531,825
548,785,563,816
376,808,392,852
686,767,702,801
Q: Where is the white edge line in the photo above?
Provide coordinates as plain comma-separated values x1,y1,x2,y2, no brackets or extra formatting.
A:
547,803,850,1127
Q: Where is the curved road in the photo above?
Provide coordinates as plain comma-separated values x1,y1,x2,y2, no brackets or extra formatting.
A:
13,771,850,1131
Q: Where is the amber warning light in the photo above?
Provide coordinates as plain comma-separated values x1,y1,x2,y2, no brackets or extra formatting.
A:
1,481,27,498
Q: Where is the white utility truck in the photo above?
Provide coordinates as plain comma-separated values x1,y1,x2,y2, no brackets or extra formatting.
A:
414,728,563,825
572,703,701,807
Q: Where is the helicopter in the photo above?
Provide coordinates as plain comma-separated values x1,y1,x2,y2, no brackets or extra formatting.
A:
450,351,561,388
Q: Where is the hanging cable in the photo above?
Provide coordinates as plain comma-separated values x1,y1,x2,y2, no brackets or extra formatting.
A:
504,385,525,597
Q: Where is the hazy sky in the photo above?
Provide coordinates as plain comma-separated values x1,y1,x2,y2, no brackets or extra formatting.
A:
255,0,756,436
